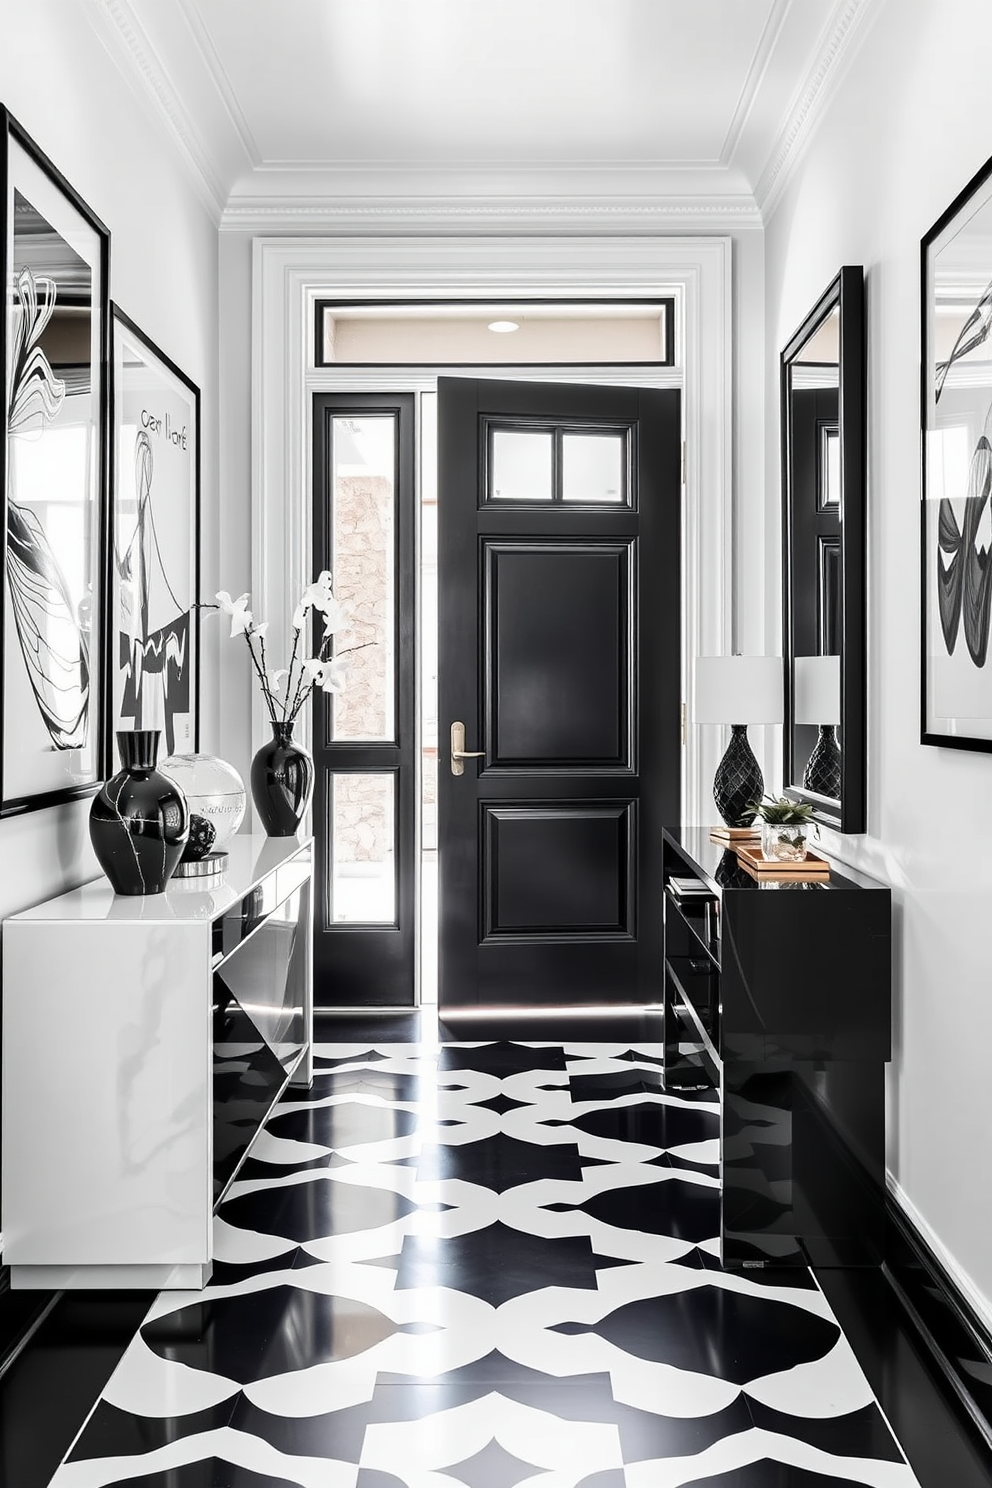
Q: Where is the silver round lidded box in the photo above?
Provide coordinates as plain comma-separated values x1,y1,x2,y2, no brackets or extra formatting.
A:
159,752,247,848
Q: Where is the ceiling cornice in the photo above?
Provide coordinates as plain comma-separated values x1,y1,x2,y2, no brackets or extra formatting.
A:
87,0,226,221
219,195,764,235
755,0,882,219
173,0,261,169
719,0,793,167
87,0,878,236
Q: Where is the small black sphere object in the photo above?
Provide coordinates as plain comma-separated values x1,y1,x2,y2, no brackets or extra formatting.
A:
182,813,217,863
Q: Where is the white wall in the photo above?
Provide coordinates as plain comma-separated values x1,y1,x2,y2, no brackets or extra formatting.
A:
765,0,992,1319
0,0,220,924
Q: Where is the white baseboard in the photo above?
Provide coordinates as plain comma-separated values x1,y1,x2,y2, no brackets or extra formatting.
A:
887,1174,992,1340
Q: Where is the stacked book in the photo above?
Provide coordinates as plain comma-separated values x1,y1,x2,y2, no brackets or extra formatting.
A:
709,824,760,844
668,876,714,899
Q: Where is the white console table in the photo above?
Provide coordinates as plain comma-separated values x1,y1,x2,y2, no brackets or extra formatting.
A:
1,834,313,1291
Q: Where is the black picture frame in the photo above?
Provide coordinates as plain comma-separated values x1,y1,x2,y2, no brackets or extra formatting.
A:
110,306,200,761
921,151,992,751
781,266,867,833
0,108,111,816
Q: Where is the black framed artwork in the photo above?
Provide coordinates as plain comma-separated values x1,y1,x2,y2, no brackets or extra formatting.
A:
922,151,992,750
0,109,110,815
110,307,200,758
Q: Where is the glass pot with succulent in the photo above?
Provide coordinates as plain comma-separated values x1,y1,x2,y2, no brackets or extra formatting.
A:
748,795,817,863
215,572,359,836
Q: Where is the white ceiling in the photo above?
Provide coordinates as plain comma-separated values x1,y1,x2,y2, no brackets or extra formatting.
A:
87,0,881,227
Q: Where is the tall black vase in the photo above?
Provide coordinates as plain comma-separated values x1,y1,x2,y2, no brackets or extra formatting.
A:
803,723,842,800
89,730,190,895
713,724,763,828
251,721,314,836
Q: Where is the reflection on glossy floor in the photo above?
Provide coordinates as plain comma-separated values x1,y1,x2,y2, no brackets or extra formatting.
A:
53,1038,919,1486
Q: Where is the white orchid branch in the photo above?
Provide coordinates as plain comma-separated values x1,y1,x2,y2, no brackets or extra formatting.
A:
210,575,371,728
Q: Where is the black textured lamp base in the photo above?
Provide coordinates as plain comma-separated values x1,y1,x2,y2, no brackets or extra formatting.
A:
803,724,842,800
713,724,763,828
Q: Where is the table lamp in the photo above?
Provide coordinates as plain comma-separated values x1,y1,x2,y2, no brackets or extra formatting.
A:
795,654,841,799
693,656,784,827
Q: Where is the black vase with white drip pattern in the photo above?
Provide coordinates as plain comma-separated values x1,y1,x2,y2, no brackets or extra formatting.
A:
89,730,189,895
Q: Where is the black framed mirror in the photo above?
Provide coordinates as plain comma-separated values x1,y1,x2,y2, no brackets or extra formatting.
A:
782,265,866,832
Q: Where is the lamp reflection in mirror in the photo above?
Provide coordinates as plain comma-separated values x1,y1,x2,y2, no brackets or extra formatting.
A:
693,657,784,827
795,655,841,799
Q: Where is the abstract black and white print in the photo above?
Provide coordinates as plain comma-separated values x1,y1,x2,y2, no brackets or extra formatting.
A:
923,149,992,746
111,310,199,758
53,1038,919,1487
1,122,106,809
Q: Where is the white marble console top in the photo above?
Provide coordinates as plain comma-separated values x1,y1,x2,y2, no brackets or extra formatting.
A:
10,834,312,925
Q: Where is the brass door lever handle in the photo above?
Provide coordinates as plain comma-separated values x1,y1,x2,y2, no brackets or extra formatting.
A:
450,721,484,775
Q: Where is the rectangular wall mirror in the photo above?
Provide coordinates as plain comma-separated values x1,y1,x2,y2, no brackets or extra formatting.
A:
782,265,866,832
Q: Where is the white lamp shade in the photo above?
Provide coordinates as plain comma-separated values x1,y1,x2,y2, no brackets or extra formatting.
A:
692,656,784,725
794,655,841,725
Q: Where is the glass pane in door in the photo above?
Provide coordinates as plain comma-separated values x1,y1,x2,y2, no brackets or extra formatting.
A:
489,428,553,500
329,771,397,924
330,415,396,742
562,431,626,502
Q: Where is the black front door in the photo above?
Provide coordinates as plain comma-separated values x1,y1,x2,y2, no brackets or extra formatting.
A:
311,393,417,1007
437,376,681,1010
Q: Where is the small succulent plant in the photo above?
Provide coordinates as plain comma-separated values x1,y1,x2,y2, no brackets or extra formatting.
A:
747,795,816,825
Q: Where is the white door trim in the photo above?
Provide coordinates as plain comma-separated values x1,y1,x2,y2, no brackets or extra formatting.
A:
251,234,732,829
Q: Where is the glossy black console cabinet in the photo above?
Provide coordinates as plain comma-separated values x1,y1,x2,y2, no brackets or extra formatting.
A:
663,827,891,1268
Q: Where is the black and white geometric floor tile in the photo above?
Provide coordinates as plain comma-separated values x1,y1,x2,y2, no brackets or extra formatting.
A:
52,1039,919,1488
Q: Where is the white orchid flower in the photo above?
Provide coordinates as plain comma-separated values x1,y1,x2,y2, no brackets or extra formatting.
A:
299,570,337,614
319,657,348,693
291,602,306,631
269,668,289,693
311,569,334,601
302,657,325,684
215,589,248,615
215,589,253,637
320,595,349,635
251,621,269,641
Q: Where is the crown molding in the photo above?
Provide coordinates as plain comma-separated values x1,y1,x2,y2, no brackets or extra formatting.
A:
720,0,793,167
756,0,882,219
86,0,868,236
220,194,763,234
173,0,261,170
87,0,226,221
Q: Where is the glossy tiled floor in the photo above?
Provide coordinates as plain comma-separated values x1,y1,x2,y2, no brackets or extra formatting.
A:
51,1038,920,1487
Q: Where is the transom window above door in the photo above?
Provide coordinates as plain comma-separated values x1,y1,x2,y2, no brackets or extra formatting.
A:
315,300,675,367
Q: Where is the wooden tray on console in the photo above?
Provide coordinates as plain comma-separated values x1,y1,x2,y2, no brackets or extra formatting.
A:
735,842,831,881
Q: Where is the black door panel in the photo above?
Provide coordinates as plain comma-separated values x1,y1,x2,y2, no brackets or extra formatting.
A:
485,539,632,768
438,376,680,1010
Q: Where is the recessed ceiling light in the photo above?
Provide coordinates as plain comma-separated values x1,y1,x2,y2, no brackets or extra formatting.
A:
488,320,519,333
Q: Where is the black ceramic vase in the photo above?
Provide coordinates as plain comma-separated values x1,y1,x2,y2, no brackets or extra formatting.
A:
803,724,842,800
250,721,314,836
713,724,763,828
89,730,190,895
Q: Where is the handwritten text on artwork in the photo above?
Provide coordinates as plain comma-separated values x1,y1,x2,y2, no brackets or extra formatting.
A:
141,409,188,450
